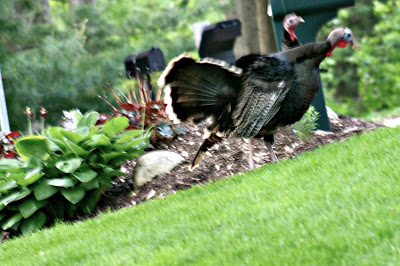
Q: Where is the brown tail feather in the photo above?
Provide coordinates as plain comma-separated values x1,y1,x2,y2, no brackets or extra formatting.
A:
189,133,223,171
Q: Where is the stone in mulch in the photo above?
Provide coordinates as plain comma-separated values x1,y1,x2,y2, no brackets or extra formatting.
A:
133,150,185,188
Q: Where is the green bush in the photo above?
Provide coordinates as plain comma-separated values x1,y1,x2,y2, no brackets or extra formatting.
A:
353,0,400,115
0,110,151,235
292,106,320,141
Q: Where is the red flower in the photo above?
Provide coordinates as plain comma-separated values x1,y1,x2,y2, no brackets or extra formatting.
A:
4,150,17,158
24,107,33,119
6,131,21,139
40,107,48,118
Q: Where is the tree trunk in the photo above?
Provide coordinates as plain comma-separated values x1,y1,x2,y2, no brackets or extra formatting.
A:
40,0,52,24
256,0,277,53
232,0,277,58
69,0,80,7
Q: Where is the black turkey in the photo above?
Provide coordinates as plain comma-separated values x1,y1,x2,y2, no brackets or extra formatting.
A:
159,27,358,170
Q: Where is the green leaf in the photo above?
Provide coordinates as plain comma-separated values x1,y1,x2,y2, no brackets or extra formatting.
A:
77,111,99,129
75,127,91,138
80,189,101,214
0,191,23,206
101,152,131,164
0,213,7,222
87,134,111,147
69,110,84,128
47,177,77,188
4,172,26,183
15,136,51,161
56,158,83,173
33,180,59,201
20,211,47,235
27,156,42,168
103,167,125,178
2,213,23,230
0,188,31,206
81,178,99,191
102,116,129,137
117,130,144,143
18,167,44,186
0,180,18,193
115,136,149,151
60,130,83,144
73,169,97,183
19,199,47,218
47,127,64,141
0,159,25,170
61,187,86,204
64,139,91,157
13,188,31,201
97,175,112,187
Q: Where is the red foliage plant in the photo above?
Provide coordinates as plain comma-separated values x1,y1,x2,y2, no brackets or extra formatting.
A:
99,71,184,144
0,131,21,159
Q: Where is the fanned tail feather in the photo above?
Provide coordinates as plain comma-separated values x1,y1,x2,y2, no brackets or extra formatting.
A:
159,54,242,125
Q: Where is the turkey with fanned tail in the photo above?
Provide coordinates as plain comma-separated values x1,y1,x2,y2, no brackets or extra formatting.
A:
159,27,358,170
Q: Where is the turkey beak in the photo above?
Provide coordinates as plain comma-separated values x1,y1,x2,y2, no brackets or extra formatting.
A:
351,39,359,49
298,16,305,23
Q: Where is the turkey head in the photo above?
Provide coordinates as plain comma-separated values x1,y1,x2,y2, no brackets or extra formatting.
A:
283,13,305,42
326,27,359,57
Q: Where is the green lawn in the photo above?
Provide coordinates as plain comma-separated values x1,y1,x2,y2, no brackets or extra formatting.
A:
1,127,400,265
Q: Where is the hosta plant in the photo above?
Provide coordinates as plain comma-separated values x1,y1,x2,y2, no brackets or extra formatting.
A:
0,110,151,235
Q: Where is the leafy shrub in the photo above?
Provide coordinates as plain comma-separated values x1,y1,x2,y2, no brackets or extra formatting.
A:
353,0,400,115
0,110,151,235
292,106,320,141
100,74,184,145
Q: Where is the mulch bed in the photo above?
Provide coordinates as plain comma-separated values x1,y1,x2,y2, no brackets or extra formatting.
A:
98,115,383,211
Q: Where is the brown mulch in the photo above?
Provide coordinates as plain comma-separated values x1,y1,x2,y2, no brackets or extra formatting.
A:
97,115,383,211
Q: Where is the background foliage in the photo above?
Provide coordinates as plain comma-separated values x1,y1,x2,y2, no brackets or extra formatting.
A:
0,0,399,131
0,0,235,130
319,0,399,117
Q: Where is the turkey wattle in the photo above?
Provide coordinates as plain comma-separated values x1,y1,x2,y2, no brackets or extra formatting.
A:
159,27,358,170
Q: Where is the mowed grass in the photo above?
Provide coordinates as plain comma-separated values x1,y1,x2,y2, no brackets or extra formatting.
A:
1,127,400,265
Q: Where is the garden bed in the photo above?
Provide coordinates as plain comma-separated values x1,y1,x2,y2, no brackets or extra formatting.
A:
98,115,383,211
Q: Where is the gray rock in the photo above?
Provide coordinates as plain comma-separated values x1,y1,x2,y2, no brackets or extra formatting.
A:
133,150,185,188
326,106,339,121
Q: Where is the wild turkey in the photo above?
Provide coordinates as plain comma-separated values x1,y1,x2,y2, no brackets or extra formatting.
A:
281,13,304,50
244,12,304,167
159,27,358,170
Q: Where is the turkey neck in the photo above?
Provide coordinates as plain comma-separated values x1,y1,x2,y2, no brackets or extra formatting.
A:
281,29,301,50
269,41,331,129
280,41,331,66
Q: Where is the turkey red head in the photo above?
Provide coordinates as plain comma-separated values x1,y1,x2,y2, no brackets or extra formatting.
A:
283,13,305,42
326,27,359,57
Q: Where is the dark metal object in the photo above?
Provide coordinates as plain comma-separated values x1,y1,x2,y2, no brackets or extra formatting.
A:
124,46,165,78
124,46,166,100
199,19,242,64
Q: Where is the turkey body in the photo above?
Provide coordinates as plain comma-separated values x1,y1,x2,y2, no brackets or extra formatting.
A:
160,24,360,170
160,41,330,169
232,44,325,143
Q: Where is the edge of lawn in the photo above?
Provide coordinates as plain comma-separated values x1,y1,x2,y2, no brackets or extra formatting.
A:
1,126,399,265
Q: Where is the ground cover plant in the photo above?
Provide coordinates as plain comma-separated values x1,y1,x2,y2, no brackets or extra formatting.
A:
0,127,399,264
0,110,151,235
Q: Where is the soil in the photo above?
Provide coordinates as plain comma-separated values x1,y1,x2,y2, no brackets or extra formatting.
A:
97,115,383,211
